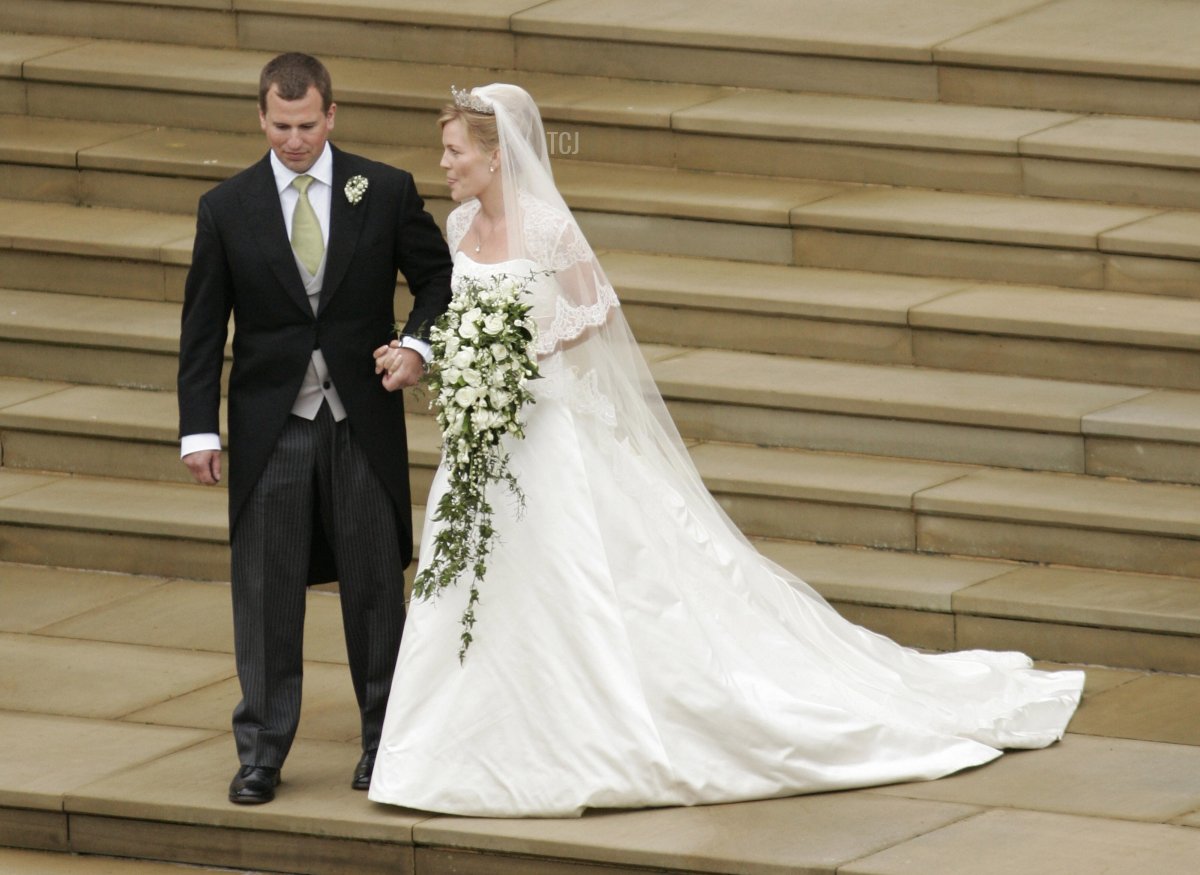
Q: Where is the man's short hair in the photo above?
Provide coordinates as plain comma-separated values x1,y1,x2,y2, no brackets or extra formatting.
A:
259,52,333,112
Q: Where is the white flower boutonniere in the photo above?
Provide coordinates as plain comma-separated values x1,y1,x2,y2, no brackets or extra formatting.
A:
344,175,369,205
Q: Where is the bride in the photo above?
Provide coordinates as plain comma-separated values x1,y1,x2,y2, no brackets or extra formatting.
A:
368,83,1084,818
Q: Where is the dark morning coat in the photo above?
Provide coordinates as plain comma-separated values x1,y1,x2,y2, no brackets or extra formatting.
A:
177,144,453,579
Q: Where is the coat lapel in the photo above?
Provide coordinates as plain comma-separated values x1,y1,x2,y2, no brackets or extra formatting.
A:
320,146,368,315
239,155,311,315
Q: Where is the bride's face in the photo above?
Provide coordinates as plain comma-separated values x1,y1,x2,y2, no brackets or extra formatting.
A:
441,118,495,203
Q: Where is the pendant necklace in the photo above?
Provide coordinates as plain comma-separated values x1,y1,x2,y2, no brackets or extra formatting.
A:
473,215,503,254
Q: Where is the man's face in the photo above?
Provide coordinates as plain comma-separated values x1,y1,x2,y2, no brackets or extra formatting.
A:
259,84,336,173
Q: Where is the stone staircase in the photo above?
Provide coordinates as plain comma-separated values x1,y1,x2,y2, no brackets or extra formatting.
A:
3,1,1200,673
3,2,1200,871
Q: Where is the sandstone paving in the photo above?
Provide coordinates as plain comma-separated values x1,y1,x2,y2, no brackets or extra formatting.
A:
512,0,1049,60
1020,115,1200,170
754,540,1012,612
0,384,189,443
0,288,185,350
910,283,1200,348
555,161,844,226
0,199,194,261
36,579,236,653
600,251,968,322
0,563,164,633
0,846,247,874
415,792,981,874
935,0,1200,80
0,115,149,168
651,349,1148,432
22,40,268,100
1083,390,1200,443
1100,210,1200,261
914,467,1200,538
690,443,971,508
842,808,1200,875
0,632,235,720
953,566,1200,637
0,711,216,812
789,188,1161,249
1066,673,1200,746
123,659,360,743
0,469,60,500
872,733,1200,822
672,90,1076,154
65,734,424,841
0,33,85,77
240,0,541,29
0,376,68,411
0,473,227,541
79,127,265,181
35,579,349,664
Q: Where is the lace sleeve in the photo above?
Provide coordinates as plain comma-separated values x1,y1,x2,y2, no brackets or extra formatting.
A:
521,196,620,356
445,201,478,254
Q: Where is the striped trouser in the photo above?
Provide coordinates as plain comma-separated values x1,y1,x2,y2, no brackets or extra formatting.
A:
230,403,406,768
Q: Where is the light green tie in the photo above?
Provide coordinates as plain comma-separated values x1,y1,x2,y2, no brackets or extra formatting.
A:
290,174,324,275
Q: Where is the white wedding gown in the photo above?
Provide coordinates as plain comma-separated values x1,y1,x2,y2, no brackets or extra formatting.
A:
369,248,1084,819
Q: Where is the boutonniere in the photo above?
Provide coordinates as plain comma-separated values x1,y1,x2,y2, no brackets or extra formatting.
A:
345,175,369,205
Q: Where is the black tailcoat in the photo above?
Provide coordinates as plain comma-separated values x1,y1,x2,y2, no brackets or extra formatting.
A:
178,145,452,577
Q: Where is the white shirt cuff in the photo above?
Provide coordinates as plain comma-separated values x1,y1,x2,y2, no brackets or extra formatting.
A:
400,335,432,363
181,433,221,458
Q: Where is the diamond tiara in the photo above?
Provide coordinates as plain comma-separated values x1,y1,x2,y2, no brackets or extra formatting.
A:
450,85,494,115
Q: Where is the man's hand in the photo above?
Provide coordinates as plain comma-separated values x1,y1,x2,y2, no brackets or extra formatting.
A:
374,341,425,392
183,450,222,485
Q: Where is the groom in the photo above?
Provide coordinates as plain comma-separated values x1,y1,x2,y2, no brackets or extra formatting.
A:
178,52,452,804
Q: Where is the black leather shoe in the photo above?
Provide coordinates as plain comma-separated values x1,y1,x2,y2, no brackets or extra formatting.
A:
352,750,376,791
228,765,280,804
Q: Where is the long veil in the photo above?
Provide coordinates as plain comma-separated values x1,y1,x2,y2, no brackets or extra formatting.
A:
442,84,1082,752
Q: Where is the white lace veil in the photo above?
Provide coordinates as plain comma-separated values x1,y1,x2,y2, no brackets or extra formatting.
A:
448,83,832,611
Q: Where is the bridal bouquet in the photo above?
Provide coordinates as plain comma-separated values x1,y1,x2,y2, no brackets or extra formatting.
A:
412,270,541,662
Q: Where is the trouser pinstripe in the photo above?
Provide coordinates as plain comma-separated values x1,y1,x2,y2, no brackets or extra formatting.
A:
230,403,406,768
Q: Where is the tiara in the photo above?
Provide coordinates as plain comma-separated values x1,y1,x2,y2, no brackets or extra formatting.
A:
451,85,494,115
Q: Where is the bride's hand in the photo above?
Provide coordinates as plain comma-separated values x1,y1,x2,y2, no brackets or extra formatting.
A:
380,346,425,392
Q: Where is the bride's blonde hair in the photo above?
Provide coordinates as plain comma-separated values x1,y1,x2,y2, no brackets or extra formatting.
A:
438,104,499,154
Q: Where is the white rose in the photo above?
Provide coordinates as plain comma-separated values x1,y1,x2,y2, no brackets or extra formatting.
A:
451,348,476,369
454,386,478,408
440,366,462,385
458,320,479,341
482,313,506,336
462,367,483,387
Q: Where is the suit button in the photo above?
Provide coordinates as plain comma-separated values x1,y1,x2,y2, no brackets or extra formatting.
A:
322,381,331,390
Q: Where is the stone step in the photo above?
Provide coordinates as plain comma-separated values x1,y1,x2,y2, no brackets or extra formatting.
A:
693,442,1200,577
790,189,1200,296
2,0,1197,119
613,254,1200,389
0,33,728,168
0,379,443,495
5,169,1200,299
5,62,1200,210
11,327,1200,486
12,239,1200,394
7,432,1200,579
5,538,1200,680
759,543,1200,675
